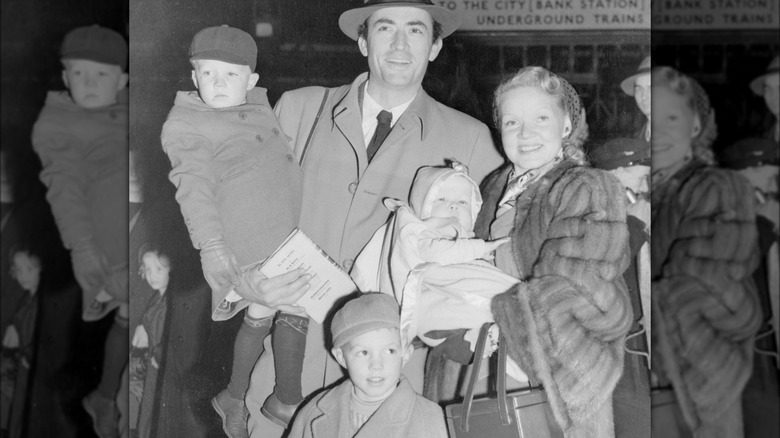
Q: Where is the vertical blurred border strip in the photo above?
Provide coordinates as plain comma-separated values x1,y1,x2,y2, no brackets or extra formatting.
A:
650,1,779,437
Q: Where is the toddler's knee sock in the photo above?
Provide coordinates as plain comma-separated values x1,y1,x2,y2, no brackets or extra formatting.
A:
226,313,273,400
272,313,309,405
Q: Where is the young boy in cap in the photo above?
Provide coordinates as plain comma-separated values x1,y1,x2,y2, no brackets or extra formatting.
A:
31,24,129,438
288,292,447,438
160,25,304,436
589,137,651,438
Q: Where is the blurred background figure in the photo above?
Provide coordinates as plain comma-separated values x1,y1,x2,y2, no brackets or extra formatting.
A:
750,56,779,143
720,136,779,438
620,56,651,144
650,65,761,438
589,137,651,438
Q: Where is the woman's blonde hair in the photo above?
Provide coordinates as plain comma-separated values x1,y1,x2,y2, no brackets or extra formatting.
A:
493,66,589,166
651,66,717,164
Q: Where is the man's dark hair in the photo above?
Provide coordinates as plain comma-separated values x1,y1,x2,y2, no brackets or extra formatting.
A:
357,17,442,43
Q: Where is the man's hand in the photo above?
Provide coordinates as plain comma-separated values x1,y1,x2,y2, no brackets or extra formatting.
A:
245,267,311,313
71,239,109,292
200,239,241,291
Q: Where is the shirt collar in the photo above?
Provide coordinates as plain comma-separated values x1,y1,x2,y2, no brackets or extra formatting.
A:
362,81,414,128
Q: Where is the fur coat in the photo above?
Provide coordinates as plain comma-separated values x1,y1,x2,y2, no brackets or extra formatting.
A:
477,159,633,436
651,160,760,436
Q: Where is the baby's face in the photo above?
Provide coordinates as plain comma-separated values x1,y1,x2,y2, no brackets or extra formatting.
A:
191,59,259,108
62,59,127,109
427,176,474,231
140,251,171,293
334,328,407,403
11,251,41,293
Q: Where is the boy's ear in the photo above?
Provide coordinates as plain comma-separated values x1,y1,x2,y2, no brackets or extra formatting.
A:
191,70,199,90
247,72,259,90
117,72,129,91
332,346,347,369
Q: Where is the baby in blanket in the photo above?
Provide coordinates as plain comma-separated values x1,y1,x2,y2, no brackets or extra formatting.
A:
352,162,518,364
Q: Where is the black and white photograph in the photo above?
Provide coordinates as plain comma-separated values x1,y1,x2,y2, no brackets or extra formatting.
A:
0,0,777,437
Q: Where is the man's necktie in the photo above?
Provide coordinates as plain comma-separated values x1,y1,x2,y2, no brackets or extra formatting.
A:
366,110,392,162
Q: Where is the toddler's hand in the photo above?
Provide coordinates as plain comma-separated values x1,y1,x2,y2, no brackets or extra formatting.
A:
200,239,241,291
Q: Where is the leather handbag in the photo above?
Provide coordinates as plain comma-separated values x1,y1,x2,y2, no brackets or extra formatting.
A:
445,323,564,438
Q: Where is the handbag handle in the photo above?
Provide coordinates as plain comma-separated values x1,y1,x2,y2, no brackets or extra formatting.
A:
460,323,540,431
460,323,493,432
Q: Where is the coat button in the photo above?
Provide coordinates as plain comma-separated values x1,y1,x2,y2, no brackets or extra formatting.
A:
287,154,295,162
343,259,354,271
256,135,264,142
239,112,247,120
347,182,358,194
272,128,280,135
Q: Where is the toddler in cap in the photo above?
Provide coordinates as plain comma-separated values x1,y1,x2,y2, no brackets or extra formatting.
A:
160,24,304,434
31,24,129,438
351,162,518,365
288,292,447,438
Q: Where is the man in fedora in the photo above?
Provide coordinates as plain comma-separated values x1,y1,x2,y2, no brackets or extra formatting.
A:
241,1,503,436
750,56,779,142
620,55,651,143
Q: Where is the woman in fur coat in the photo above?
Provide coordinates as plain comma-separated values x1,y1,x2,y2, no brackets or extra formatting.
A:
475,66,633,437
650,66,760,438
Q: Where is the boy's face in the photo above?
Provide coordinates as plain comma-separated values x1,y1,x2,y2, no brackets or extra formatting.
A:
427,176,475,231
191,59,259,108
11,251,41,293
333,327,411,403
764,74,779,117
62,59,128,109
140,251,171,293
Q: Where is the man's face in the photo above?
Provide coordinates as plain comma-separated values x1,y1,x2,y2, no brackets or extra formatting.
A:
651,86,700,170
611,165,650,196
634,74,651,118
764,73,779,117
358,7,442,93
191,59,259,109
62,59,127,109
333,327,411,403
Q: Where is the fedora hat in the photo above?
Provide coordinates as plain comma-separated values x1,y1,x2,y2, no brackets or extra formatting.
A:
338,0,460,41
750,56,779,96
620,55,651,96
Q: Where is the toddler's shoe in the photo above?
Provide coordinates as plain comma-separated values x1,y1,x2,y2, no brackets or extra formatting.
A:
260,392,299,428
211,389,249,438
82,390,119,438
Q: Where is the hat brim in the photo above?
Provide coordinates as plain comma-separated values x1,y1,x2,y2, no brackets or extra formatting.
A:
750,69,779,95
620,69,650,96
339,3,460,41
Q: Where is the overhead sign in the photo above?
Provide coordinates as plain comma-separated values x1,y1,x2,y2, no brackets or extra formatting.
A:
434,0,651,31
652,0,778,30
